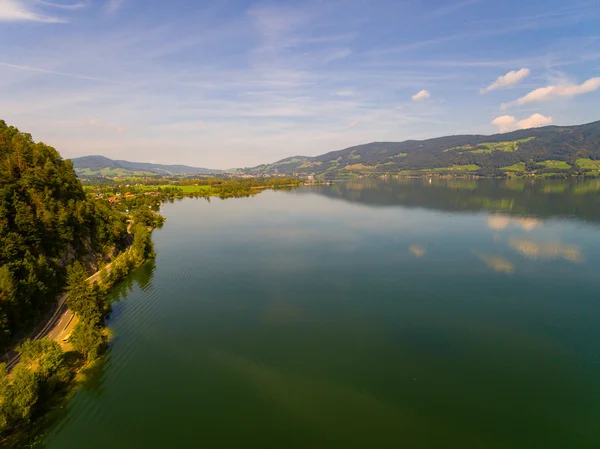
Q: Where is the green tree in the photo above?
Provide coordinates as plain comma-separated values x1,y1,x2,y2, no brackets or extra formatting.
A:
0,363,9,433
132,208,157,227
99,266,109,285
5,365,38,425
70,320,103,362
16,339,41,366
65,262,105,324
65,261,88,297
132,224,154,261
0,266,16,303
0,120,127,342
17,338,64,379
38,340,64,378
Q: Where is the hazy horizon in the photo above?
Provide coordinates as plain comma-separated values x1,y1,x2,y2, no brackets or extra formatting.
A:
1,0,599,167
71,117,600,170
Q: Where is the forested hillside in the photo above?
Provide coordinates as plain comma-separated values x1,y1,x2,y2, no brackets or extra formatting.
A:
240,120,600,178
0,121,127,347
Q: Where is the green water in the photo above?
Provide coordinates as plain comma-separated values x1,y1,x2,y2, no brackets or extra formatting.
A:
36,179,600,448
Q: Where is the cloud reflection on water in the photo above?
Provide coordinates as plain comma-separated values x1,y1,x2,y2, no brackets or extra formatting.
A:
409,245,426,258
508,238,583,263
476,253,515,274
487,215,542,232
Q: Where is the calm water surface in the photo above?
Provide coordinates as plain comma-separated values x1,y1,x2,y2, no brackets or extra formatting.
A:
36,179,600,448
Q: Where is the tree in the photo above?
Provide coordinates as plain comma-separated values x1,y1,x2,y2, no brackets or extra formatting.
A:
100,266,109,285
16,339,41,366
0,266,16,303
70,320,103,362
5,365,38,424
65,261,88,298
0,307,10,347
0,120,127,342
132,224,154,261
65,262,105,324
132,208,157,227
17,338,64,379
0,363,9,433
0,364,8,397
38,340,64,378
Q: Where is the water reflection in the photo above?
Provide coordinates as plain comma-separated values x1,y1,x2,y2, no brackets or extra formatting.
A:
475,253,514,274
108,259,156,305
31,260,157,448
409,245,426,257
36,186,600,449
487,215,511,230
304,178,600,223
302,179,596,276
509,238,583,263
488,215,542,231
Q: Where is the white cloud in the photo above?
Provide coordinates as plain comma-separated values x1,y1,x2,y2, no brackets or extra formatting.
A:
517,113,553,129
491,115,517,132
3,1,596,169
480,68,530,93
39,1,86,10
502,77,600,109
491,113,552,132
411,89,430,101
0,0,65,22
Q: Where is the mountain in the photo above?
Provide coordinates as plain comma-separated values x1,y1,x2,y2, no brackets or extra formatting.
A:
71,155,221,177
239,120,600,178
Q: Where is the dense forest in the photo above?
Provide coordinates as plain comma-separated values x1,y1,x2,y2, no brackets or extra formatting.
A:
0,121,128,348
240,120,600,178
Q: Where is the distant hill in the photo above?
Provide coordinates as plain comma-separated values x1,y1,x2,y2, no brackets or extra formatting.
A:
239,120,600,178
71,155,221,177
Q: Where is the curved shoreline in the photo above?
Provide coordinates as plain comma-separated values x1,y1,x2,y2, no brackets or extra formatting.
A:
2,248,131,373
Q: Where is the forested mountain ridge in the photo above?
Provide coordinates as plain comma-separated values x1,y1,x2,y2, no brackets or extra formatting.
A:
72,155,220,176
0,121,128,347
239,120,600,178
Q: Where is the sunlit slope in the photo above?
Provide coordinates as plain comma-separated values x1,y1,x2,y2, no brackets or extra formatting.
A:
240,120,600,178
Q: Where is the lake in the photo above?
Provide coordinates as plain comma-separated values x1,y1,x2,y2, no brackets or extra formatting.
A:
34,179,600,448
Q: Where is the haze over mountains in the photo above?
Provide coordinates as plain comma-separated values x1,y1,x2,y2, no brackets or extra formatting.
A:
71,156,221,177
239,120,600,178
73,120,600,178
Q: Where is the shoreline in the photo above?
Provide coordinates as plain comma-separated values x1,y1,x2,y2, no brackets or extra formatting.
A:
1,247,133,373
0,246,154,448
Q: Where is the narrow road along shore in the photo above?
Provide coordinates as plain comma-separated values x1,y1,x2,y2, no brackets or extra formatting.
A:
2,256,120,372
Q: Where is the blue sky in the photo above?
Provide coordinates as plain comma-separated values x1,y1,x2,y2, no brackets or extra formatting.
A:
1,0,599,168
